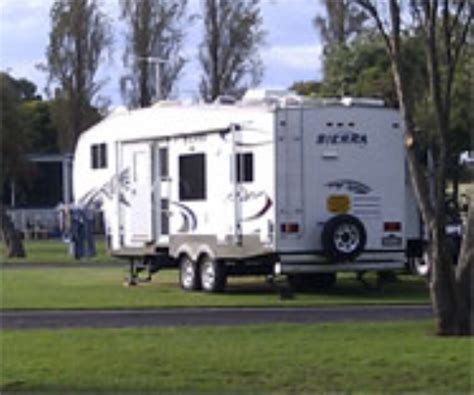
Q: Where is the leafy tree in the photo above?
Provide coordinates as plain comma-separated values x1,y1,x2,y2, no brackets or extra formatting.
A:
14,78,41,101
322,33,427,105
289,80,323,97
314,0,368,95
199,0,265,102
120,0,188,108
355,0,473,335
48,89,102,153
0,73,30,257
42,0,112,153
20,100,60,154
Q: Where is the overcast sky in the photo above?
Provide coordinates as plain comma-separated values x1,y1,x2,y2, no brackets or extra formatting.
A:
0,0,324,105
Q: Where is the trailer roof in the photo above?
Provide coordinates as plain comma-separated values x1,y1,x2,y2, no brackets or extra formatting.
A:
80,102,276,145
78,92,392,145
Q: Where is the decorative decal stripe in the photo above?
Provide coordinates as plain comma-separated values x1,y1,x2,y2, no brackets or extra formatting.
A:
325,179,372,195
170,201,197,232
242,196,273,222
235,141,273,148
77,168,131,207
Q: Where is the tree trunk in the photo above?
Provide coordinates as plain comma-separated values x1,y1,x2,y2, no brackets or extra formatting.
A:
451,165,460,205
0,205,26,258
139,60,150,108
429,224,458,335
455,199,474,335
355,0,472,337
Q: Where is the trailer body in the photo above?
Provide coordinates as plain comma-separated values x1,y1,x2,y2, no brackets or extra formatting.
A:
73,92,422,290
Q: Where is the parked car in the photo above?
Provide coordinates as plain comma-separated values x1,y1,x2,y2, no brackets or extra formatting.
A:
411,200,463,277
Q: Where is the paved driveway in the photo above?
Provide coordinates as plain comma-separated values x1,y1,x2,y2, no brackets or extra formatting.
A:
1,305,432,330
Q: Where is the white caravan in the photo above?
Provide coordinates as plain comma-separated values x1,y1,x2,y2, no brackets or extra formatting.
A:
73,90,423,291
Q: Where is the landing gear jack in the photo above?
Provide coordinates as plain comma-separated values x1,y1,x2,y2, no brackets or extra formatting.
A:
125,257,159,286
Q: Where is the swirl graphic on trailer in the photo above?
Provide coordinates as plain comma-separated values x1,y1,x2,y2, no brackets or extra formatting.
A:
77,168,132,208
325,179,372,195
226,188,273,222
170,201,198,232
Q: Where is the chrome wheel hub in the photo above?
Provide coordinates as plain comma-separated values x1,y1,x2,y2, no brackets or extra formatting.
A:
334,224,360,253
201,259,215,290
181,259,194,288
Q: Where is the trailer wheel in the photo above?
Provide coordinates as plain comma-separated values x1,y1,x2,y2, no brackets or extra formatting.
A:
322,215,366,261
179,254,201,291
200,255,227,293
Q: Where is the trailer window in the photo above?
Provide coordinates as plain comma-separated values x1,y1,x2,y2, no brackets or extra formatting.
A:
179,153,206,201
91,143,107,169
234,153,254,183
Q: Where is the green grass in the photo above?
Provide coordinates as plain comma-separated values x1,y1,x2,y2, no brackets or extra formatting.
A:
1,239,120,264
1,321,472,393
1,267,429,309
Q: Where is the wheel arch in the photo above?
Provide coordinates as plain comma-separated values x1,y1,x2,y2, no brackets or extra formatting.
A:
196,245,216,264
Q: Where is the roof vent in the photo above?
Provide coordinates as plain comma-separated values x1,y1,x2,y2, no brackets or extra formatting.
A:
341,97,385,107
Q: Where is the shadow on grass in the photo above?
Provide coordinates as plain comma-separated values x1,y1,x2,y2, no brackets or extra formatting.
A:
222,274,428,302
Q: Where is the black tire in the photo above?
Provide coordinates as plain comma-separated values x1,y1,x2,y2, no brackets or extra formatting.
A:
179,254,201,291
321,214,367,261
200,255,227,293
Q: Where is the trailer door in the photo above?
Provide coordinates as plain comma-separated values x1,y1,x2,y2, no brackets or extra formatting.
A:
153,141,171,245
121,142,153,247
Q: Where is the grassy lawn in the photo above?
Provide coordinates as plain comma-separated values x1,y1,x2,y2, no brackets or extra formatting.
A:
1,239,120,264
1,321,472,393
1,267,429,309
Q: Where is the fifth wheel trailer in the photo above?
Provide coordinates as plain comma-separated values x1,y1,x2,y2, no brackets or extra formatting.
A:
73,90,423,292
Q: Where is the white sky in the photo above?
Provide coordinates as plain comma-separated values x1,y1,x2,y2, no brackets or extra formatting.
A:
0,0,324,105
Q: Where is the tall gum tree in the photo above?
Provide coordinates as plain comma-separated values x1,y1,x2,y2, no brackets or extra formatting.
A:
43,0,112,153
199,0,265,102
120,0,188,108
0,73,32,258
314,0,367,95
355,0,473,335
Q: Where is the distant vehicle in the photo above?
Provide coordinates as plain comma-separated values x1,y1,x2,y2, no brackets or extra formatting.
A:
410,206,463,277
459,150,474,166
72,90,425,292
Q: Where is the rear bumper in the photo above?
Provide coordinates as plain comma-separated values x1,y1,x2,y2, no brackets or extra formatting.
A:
276,250,406,274
275,261,405,274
